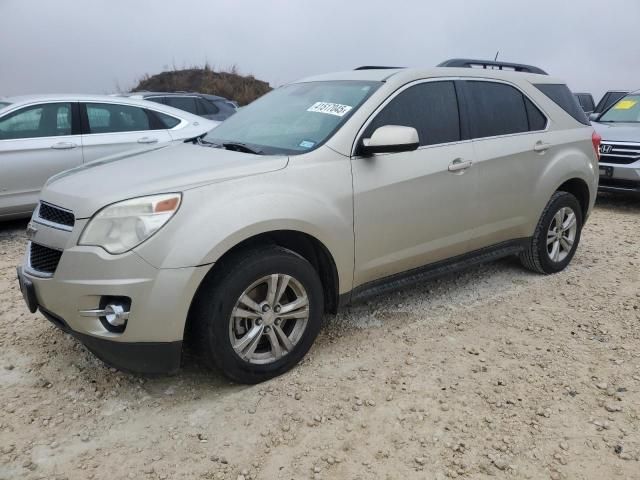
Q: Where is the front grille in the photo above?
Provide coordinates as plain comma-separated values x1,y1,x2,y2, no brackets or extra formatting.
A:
29,243,63,274
600,142,640,165
38,202,75,228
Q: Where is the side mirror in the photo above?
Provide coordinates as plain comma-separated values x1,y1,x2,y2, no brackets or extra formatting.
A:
360,125,419,156
589,112,601,122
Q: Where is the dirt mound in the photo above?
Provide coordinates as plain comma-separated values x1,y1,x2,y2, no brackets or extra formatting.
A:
133,66,272,105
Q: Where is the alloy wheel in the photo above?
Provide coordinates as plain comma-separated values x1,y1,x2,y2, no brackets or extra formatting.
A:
228,274,310,364
546,206,577,263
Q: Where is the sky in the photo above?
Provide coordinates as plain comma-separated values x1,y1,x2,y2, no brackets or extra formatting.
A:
1,0,639,102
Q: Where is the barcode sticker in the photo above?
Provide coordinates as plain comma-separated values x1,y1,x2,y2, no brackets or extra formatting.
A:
307,102,353,117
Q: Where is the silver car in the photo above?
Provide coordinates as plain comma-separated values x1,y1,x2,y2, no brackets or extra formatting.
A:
591,91,640,194
17,62,599,383
0,95,218,219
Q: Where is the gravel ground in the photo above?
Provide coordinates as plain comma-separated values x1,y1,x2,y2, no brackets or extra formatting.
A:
1,194,639,480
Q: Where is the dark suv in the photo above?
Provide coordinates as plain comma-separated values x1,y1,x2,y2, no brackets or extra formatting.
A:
121,92,237,122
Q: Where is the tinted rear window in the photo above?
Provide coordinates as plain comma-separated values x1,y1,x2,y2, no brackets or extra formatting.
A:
535,84,589,125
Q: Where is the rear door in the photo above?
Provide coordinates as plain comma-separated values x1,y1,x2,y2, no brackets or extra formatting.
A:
0,102,83,216
352,80,478,286
80,102,172,162
459,79,550,250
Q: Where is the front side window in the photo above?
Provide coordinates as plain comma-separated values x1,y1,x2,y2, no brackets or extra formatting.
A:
165,97,198,115
0,102,72,140
599,94,640,123
204,81,381,155
364,81,461,146
85,103,151,133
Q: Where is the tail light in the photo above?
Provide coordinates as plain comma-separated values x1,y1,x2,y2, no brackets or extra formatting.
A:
592,130,602,161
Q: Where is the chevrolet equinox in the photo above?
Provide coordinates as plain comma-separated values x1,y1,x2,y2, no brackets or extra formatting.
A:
18,61,601,383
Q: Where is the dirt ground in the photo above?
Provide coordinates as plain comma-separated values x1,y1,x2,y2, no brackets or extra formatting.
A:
1,194,639,480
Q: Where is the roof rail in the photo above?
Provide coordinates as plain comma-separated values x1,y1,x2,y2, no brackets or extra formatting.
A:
437,58,547,75
354,66,404,70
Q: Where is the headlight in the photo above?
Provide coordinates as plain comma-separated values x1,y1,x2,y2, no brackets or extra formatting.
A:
79,193,181,254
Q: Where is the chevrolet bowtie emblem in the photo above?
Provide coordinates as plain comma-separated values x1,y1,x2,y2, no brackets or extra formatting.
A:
26,223,38,240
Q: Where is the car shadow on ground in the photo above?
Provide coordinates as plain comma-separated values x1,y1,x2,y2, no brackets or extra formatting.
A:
0,218,28,238
596,192,640,212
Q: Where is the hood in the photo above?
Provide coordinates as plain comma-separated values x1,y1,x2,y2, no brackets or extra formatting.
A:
42,142,288,218
592,122,640,142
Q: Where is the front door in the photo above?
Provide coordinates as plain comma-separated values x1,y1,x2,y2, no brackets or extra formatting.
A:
351,80,478,287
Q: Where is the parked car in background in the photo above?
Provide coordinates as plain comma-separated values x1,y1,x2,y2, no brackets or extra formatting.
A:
574,92,595,115
594,90,629,115
591,91,640,194
121,92,237,122
0,94,217,219
17,61,598,383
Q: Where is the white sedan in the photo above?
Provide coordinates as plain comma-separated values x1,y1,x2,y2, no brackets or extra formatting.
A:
0,94,218,220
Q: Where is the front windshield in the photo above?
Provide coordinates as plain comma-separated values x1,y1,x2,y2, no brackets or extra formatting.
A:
599,94,640,123
203,81,381,155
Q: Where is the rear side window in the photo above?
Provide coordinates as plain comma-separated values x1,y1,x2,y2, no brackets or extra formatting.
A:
153,111,181,129
525,97,547,131
534,84,589,125
85,103,152,133
164,97,198,115
365,81,461,146
465,81,541,138
0,103,73,140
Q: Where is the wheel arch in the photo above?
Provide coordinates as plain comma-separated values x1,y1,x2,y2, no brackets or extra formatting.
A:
555,177,591,219
184,229,341,343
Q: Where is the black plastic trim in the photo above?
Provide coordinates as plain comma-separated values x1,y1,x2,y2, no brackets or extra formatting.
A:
340,238,529,307
438,58,547,75
39,307,182,375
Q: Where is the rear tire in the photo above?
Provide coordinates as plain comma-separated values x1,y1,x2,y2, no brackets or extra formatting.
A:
192,246,324,384
519,191,583,274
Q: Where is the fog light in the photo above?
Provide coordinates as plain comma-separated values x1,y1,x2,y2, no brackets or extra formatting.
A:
103,304,128,327
79,296,131,333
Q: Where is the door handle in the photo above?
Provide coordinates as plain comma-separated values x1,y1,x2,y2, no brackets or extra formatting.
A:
51,142,78,150
448,159,473,172
533,141,552,153
137,137,159,144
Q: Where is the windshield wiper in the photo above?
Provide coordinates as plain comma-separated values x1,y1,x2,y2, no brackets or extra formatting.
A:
223,142,263,155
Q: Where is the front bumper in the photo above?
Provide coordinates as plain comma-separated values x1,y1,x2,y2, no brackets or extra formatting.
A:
19,240,210,374
41,303,182,374
598,161,640,194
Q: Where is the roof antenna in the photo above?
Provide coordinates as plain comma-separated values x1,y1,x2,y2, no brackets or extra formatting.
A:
494,51,500,61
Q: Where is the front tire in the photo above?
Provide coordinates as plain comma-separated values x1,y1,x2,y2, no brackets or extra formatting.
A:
519,191,583,274
192,246,324,384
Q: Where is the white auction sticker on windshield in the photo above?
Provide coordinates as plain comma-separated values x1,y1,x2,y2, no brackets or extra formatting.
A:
307,102,353,117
